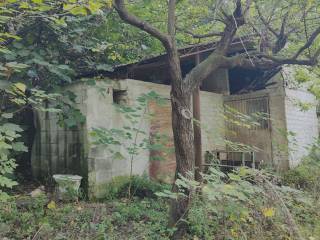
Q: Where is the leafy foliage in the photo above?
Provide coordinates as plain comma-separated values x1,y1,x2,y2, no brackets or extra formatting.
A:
0,81,61,197
0,0,165,198
104,175,170,200
0,0,164,89
283,140,320,197
156,166,320,239
0,123,25,197
1,168,318,240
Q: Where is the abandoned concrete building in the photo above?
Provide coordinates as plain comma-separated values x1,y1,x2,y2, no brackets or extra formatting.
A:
31,42,319,198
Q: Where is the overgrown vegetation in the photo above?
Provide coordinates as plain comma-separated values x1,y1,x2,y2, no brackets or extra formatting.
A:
1,164,319,239
104,175,170,200
283,141,320,199
0,82,60,199
0,192,172,239
186,168,320,240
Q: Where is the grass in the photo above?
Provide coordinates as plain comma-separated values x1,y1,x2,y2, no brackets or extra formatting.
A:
1,168,320,240
0,196,172,240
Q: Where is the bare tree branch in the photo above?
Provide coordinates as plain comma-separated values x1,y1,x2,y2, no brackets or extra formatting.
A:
113,0,171,49
221,47,320,70
293,26,320,59
270,11,289,54
255,3,279,37
265,48,320,66
279,12,288,37
176,27,223,39
216,0,246,53
168,0,176,38
185,0,246,91
243,0,252,18
114,0,319,93
254,2,319,56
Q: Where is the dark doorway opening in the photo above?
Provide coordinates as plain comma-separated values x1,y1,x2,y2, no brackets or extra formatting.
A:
15,107,36,182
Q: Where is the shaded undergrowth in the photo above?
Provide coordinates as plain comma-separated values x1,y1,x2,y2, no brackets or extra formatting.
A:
1,158,320,240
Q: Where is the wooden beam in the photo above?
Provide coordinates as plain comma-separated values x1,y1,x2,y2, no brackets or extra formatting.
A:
115,40,254,73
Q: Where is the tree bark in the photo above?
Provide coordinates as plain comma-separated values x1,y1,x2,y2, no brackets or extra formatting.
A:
193,86,202,182
165,47,194,238
193,53,202,182
169,91,194,238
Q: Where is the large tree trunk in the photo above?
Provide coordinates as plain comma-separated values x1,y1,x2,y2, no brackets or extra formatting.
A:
169,91,194,239
167,51,195,239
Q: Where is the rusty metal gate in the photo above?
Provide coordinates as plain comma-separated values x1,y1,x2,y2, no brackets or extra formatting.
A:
224,95,272,166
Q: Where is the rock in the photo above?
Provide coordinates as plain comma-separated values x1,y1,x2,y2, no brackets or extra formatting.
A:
30,185,45,198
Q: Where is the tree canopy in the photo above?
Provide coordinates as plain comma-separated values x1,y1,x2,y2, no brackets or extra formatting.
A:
0,0,164,89
0,0,319,89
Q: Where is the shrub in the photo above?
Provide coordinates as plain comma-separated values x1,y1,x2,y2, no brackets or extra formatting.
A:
112,199,173,239
283,142,320,196
0,194,48,239
157,167,319,240
104,175,170,200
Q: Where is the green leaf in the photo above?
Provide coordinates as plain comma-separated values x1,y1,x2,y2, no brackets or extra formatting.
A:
155,190,181,199
88,1,102,14
31,0,43,4
1,123,23,133
5,62,29,69
113,152,125,160
54,18,67,27
0,48,13,54
0,33,21,40
57,64,73,71
0,175,17,188
19,2,30,9
36,4,53,11
63,3,75,11
65,5,88,16
12,142,28,152
0,141,12,150
1,113,13,119
13,82,26,93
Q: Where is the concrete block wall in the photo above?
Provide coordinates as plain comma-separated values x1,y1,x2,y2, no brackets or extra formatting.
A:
278,67,319,168
200,91,225,151
284,89,318,168
31,78,225,198
78,79,226,198
265,71,318,170
84,80,155,198
268,86,290,171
